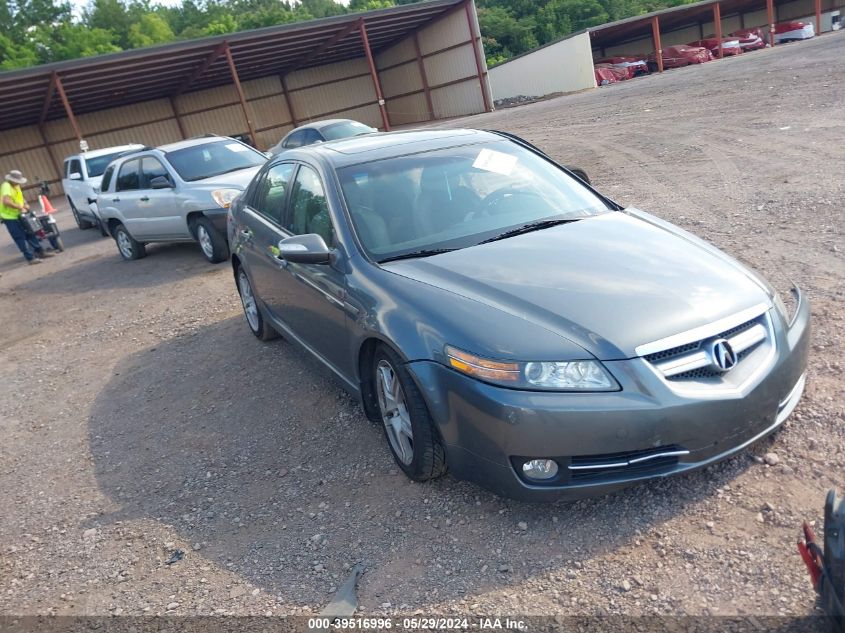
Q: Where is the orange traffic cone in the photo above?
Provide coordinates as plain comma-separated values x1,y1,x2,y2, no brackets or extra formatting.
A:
40,195,57,214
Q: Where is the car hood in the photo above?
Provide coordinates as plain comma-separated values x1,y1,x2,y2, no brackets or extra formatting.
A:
193,166,261,190
382,210,771,360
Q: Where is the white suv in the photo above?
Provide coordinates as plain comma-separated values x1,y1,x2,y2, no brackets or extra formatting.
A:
63,144,144,235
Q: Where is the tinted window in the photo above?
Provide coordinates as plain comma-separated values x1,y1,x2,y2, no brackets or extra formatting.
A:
301,129,323,145
252,163,295,224
321,121,376,141
287,165,331,244
68,159,82,178
117,159,140,191
101,165,115,192
283,130,307,149
64,160,71,177
140,157,170,189
337,140,611,262
85,151,128,178
165,140,265,182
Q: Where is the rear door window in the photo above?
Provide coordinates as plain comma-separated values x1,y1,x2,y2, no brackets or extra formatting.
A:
116,159,140,191
252,163,295,225
140,157,170,189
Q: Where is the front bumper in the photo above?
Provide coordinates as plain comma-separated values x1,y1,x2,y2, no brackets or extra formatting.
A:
407,297,811,501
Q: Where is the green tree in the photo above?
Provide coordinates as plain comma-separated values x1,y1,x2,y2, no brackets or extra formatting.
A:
127,13,175,48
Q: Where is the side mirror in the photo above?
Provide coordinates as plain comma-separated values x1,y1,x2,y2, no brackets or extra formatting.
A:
277,234,331,265
150,175,173,189
69,172,82,181
565,165,591,185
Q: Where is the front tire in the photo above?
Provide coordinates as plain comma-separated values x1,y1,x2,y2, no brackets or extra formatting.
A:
373,344,447,481
113,223,146,260
236,267,278,341
195,217,229,264
69,199,93,230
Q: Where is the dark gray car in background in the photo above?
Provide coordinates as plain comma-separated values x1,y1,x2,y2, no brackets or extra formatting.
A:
227,129,810,501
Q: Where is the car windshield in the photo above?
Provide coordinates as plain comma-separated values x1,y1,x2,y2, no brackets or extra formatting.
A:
337,140,611,262
165,140,266,182
85,152,127,178
322,121,376,141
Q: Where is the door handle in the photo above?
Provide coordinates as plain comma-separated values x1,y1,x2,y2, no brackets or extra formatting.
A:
140,196,150,202
112,197,120,202
240,228,253,239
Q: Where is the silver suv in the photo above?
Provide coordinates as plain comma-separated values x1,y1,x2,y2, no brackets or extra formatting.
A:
97,136,266,263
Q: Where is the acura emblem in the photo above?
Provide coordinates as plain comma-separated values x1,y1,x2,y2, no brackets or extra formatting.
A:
710,339,738,372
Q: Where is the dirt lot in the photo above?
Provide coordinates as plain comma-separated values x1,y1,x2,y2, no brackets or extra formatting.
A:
1,32,843,621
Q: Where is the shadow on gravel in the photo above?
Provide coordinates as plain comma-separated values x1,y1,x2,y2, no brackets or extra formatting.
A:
14,241,220,293
87,316,755,609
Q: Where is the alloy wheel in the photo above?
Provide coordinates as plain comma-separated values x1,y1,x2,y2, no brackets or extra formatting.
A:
197,224,214,259
116,231,133,259
376,359,414,465
238,270,260,332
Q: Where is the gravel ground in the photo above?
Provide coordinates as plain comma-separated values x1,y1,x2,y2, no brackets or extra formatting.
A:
1,32,843,621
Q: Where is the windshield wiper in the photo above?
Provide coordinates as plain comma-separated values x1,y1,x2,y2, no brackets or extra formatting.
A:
378,248,457,264
478,218,582,244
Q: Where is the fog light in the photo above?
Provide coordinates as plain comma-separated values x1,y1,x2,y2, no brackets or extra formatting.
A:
521,459,559,480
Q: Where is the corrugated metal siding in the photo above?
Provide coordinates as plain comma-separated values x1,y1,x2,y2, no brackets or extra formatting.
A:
431,79,484,118
376,37,416,69
424,45,478,86
380,61,422,98
250,95,290,130
176,84,238,113
1,125,41,149
290,74,376,123
662,25,704,46
489,32,596,101
183,105,245,137
418,7,470,55
0,147,54,191
243,76,282,100
385,93,429,125
287,58,370,90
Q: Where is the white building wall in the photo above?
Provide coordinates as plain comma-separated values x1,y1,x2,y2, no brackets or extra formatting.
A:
488,31,597,101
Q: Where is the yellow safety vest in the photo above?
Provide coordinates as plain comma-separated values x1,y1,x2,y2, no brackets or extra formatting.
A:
0,181,24,221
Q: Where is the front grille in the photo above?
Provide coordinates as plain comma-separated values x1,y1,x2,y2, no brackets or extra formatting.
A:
568,445,687,483
643,312,770,383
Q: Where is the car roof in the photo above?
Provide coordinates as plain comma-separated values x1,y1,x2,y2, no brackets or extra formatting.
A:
157,136,237,153
76,144,144,159
297,129,501,168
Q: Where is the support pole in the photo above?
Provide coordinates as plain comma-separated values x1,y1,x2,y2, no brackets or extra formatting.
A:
464,0,492,113
280,75,298,128
170,96,187,139
413,33,435,121
815,0,822,35
651,16,664,73
55,74,82,144
767,0,776,46
713,3,723,58
224,42,259,149
39,72,58,127
359,20,391,131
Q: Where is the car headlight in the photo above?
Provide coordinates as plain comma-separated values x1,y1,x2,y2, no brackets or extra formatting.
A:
773,286,799,325
445,346,619,391
211,189,241,209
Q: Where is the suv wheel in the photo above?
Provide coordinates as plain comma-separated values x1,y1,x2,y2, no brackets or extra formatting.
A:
69,199,93,230
373,344,447,481
195,217,229,264
114,223,146,260
236,267,278,341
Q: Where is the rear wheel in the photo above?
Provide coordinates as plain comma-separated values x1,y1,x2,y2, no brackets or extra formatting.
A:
195,217,229,264
69,199,93,230
113,223,146,260
236,267,278,341
373,344,447,481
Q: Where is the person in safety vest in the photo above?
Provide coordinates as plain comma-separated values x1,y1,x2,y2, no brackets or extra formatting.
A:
1,170,56,265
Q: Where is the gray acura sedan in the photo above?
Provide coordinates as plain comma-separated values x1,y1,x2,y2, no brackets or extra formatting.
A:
227,129,809,501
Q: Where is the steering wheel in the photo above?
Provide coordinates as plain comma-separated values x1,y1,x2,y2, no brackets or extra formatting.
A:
478,188,546,217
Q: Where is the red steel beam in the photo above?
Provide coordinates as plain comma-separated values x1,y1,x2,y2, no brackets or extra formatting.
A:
464,0,492,113
280,75,298,128
713,3,723,58
175,43,227,97
767,0,776,46
651,16,664,73
413,33,435,120
170,96,187,139
224,42,259,149
39,73,58,127
359,20,391,131
55,74,82,143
